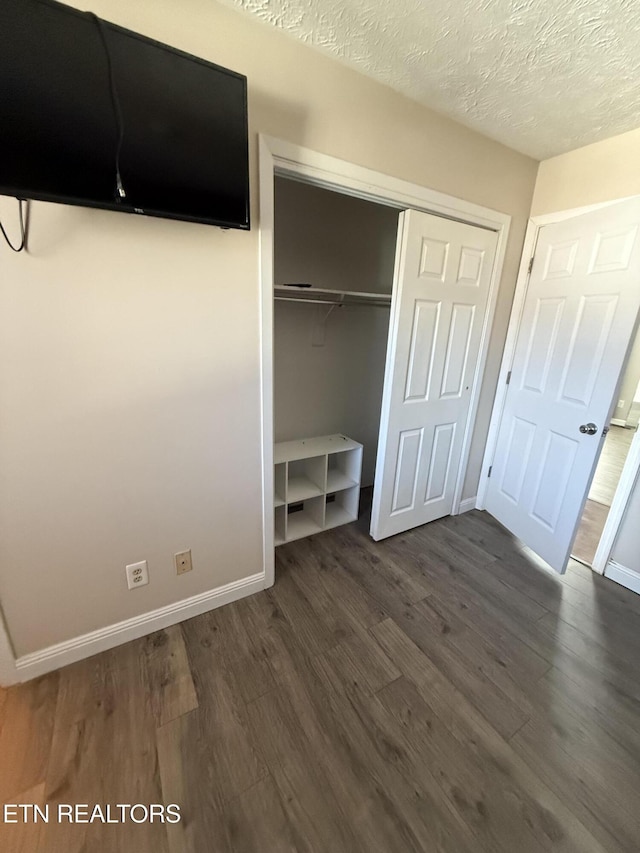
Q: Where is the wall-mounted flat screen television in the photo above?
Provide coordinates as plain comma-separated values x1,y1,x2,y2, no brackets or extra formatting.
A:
0,0,250,229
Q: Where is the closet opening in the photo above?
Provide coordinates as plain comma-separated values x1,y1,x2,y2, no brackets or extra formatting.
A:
273,176,398,539
259,136,511,583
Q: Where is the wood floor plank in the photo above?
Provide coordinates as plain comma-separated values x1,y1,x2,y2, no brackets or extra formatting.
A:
309,651,489,853
391,602,530,739
302,534,389,629
536,611,640,697
539,663,640,763
405,520,552,622
277,540,358,643
143,625,198,727
156,710,232,853
245,687,366,852
511,716,640,853
270,552,351,656
317,525,431,618
0,675,58,804
377,676,557,853
372,618,609,853
463,511,640,615
0,782,46,853
40,650,168,853
563,559,640,614
182,604,275,705
179,617,268,801
572,499,609,565
222,775,311,853
248,595,454,852
416,592,550,692
386,530,562,670
538,598,640,671
323,626,401,696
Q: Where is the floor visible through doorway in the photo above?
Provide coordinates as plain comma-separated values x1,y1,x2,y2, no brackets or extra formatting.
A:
572,425,635,565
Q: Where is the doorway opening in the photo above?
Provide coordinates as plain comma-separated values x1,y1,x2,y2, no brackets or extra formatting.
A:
479,195,640,576
572,325,640,567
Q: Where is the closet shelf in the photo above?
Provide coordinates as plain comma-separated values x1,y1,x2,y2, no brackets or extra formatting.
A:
326,470,358,493
275,284,391,308
287,476,324,503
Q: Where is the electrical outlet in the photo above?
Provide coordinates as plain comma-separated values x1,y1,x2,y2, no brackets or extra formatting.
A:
175,549,192,575
126,560,148,590
618,399,626,410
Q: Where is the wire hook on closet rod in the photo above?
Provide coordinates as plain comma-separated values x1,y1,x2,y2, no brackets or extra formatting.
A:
312,303,340,347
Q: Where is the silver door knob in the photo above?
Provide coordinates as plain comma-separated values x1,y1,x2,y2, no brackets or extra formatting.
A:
579,423,598,435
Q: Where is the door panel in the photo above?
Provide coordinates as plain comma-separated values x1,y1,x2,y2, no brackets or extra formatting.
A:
441,303,475,397
371,209,498,540
404,300,440,400
391,428,423,513
485,198,640,572
425,423,456,503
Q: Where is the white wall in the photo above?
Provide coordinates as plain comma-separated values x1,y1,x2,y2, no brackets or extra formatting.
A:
531,126,640,216
533,127,640,578
0,201,263,655
274,179,398,484
613,328,640,423
0,0,537,659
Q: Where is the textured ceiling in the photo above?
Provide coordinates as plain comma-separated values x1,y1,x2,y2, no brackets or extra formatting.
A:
218,0,640,159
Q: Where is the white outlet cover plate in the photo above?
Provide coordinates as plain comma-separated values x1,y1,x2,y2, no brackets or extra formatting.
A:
126,560,149,590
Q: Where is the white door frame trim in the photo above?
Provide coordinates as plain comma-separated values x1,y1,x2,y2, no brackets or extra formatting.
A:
258,134,511,584
477,195,640,575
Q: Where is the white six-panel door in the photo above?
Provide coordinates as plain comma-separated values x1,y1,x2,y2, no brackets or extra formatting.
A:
485,198,640,573
370,209,498,540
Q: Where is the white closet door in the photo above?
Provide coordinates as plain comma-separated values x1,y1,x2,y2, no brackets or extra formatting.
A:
485,197,640,573
370,209,498,540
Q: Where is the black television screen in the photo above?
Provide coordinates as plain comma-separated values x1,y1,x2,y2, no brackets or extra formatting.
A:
0,0,250,229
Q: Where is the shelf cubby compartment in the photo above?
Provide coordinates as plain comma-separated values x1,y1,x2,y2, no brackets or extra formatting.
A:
286,455,326,502
286,496,325,542
274,504,287,546
274,462,287,508
324,487,360,530
327,447,361,493
274,434,363,545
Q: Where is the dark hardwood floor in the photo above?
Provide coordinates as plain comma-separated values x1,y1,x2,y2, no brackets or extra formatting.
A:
2,509,640,852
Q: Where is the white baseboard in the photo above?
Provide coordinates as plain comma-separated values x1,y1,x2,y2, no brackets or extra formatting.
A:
605,560,640,595
15,572,266,682
457,497,478,514
610,418,627,427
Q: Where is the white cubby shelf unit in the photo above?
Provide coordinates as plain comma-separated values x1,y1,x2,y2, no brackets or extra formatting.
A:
274,434,363,545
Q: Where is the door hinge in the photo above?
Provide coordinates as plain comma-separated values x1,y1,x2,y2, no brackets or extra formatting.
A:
602,426,610,438
487,466,493,478
528,256,534,274
506,371,512,385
